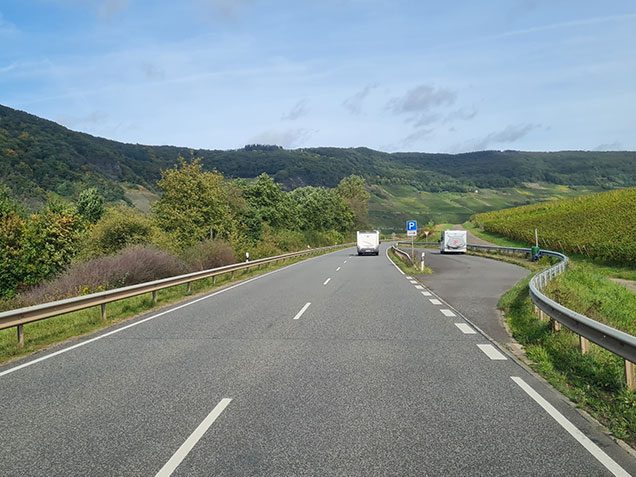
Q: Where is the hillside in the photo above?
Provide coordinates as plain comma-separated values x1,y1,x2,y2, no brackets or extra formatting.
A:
472,188,636,263
2,103,636,213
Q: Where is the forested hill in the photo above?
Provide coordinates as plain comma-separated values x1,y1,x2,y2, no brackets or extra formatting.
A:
2,104,636,208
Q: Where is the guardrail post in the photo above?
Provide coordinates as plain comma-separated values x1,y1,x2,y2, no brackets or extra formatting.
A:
101,303,107,321
231,271,235,280
626,360,636,391
17,324,24,346
551,319,561,332
212,275,216,285
579,336,590,354
152,291,157,304
186,282,191,293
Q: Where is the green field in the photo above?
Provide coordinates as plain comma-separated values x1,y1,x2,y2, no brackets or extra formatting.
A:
368,182,604,231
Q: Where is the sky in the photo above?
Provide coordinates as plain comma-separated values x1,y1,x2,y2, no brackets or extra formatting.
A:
1,0,635,153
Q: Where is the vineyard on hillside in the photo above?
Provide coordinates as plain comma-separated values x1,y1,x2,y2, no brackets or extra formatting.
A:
472,188,636,264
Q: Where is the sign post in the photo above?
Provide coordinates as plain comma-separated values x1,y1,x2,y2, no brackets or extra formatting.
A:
406,220,417,260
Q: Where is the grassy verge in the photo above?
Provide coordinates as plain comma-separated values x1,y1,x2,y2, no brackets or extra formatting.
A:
467,223,636,443
499,273,636,444
0,248,341,365
388,247,433,275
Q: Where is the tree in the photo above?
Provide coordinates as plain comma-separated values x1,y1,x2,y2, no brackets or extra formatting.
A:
152,158,238,249
336,175,370,229
21,199,87,286
243,173,300,230
291,186,354,233
77,187,105,224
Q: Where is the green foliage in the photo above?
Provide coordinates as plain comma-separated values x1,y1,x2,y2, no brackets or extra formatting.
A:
152,158,240,249
473,188,636,263
76,187,105,223
337,174,370,229
243,173,300,230
0,210,26,298
181,239,236,271
291,186,354,233
82,206,166,257
21,200,87,286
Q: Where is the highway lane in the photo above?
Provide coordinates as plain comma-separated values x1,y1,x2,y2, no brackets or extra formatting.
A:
1,244,635,476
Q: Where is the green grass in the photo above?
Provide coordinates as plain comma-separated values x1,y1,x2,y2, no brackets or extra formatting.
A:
499,273,636,443
388,247,433,275
368,183,604,231
0,250,338,365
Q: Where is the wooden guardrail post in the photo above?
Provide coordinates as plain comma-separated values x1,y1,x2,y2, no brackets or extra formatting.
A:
626,360,636,391
17,324,24,347
101,303,107,321
551,319,561,332
579,336,590,354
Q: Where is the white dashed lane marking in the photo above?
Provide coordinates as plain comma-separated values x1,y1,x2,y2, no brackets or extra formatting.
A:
415,285,424,290
336,267,341,272
477,344,507,360
421,291,432,296
440,309,456,317
323,278,331,286
293,302,311,320
405,276,412,279
455,323,476,334
429,298,442,305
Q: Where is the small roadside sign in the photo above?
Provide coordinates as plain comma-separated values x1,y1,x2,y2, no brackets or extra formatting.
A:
406,220,417,237
424,231,430,238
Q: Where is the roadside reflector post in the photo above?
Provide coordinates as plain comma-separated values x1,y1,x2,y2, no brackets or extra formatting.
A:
420,252,425,272
152,290,157,304
17,324,24,347
101,303,107,320
579,336,590,354
626,360,636,391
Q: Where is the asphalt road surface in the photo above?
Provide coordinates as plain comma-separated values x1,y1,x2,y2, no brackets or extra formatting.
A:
414,248,529,345
1,243,635,476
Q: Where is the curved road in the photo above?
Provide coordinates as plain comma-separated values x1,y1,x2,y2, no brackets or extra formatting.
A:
0,243,634,476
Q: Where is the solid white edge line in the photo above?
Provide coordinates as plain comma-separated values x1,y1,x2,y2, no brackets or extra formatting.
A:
323,278,331,285
477,344,507,360
429,298,442,305
293,302,311,320
440,309,456,317
0,250,339,378
385,246,405,275
454,323,476,334
511,377,630,477
155,398,232,477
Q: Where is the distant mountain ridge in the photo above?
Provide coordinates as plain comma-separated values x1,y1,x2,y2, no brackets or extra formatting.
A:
2,104,635,208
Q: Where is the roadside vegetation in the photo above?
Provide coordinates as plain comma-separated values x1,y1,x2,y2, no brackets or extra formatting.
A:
468,192,636,443
0,160,370,360
387,247,433,275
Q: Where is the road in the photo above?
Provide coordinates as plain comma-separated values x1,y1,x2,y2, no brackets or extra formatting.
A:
1,243,635,476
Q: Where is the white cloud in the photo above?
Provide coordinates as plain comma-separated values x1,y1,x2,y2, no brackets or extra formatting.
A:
281,99,310,121
387,84,456,115
248,128,316,148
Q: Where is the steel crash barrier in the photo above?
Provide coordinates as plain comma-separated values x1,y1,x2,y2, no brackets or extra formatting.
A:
397,241,636,390
0,243,353,347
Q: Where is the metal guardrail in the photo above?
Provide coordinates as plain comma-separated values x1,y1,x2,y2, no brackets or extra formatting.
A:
1,243,353,345
391,244,416,267
407,241,636,388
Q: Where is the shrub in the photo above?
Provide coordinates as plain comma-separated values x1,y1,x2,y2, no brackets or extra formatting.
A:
82,207,167,258
182,239,236,271
21,246,185,305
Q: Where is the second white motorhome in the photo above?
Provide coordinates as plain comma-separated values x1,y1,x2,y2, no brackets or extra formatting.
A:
357,230,380,256
440,230,467,254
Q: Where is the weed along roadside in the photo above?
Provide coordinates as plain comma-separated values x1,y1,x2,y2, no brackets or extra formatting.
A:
0,246,347,366
465,227,636,445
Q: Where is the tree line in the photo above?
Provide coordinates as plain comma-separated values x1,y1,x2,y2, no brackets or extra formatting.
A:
0,159,370,302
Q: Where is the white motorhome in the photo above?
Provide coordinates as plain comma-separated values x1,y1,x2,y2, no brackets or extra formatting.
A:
440,230,467,253
357,230,380,256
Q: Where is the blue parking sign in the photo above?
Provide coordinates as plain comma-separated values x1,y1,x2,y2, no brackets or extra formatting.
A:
406,220,417,231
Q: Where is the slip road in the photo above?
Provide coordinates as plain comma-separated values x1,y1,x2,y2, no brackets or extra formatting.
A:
0,243,635,475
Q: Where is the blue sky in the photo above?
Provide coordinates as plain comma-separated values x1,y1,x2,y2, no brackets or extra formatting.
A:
1,1,635,152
